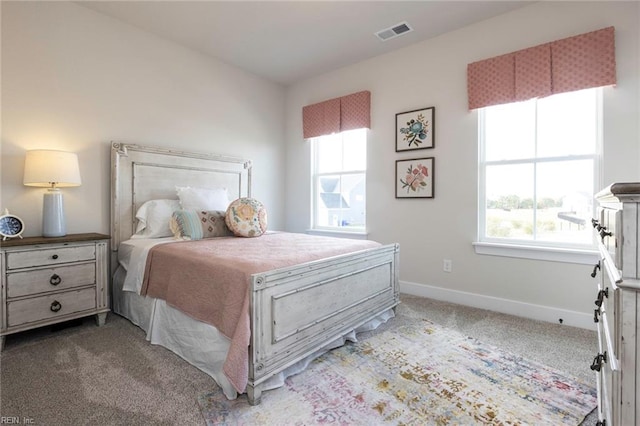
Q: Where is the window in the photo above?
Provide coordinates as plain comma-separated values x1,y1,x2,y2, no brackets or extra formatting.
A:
478,88,601,251
312,129,366,232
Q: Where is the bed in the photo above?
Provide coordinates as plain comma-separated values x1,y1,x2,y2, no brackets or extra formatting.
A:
110,142,400,405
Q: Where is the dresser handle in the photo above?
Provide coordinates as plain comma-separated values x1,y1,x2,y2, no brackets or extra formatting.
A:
590,352,607,372
52,254,59,260
49,274,62,286
591,262,600,278
50,301,62,312
595,288,608,307
599,228,612,240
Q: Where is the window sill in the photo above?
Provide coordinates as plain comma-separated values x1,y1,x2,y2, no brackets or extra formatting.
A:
306,229,369,240
473,241,599,265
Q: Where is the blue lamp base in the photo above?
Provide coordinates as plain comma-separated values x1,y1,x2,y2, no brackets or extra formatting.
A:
43,189,66,237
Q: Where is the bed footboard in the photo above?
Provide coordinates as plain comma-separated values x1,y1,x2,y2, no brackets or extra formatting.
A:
247,243,400,405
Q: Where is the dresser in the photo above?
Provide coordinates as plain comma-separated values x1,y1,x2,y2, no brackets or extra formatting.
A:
591,183,640,426
0,233,110,350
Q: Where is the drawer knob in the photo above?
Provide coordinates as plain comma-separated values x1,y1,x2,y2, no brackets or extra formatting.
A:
50,300,62,312
49,274,62,286
52,254,59,260
590,262,600,278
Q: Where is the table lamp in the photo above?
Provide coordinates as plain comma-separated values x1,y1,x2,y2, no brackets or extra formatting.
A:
23,150,81,237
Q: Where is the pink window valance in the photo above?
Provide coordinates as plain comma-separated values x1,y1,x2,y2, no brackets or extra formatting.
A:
515,44,552,101
302,98,340,139
302,90,371,139
551,28,616,94
467,27,615,110
466,53,515,111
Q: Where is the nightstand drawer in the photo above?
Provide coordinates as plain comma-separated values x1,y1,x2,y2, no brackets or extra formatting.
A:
7,287,96,327
7,263,96,298
6,245,95,270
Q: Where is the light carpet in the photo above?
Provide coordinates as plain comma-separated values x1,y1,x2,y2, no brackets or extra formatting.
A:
198,317,596,425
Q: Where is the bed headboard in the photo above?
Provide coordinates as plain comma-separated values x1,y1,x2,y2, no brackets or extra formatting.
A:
110,142,252,252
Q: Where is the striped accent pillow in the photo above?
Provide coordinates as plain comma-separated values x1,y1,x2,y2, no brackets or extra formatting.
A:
170,210,233,240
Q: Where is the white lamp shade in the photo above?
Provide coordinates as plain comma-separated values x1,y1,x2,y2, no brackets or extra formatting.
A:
23,150,81,188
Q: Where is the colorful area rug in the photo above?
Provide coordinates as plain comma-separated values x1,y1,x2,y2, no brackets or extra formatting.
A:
198,318,596,425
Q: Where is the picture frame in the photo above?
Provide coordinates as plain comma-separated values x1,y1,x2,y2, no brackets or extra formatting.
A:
395,106,435,152
395,157,434,199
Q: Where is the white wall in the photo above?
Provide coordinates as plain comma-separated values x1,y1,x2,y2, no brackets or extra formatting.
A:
285,1,640,328
1,1,286,237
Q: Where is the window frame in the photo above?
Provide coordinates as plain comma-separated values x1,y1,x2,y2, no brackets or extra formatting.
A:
476,88,603,264
310,130,367,236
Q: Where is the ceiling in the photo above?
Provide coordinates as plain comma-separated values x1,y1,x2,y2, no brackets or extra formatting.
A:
78,1,534,86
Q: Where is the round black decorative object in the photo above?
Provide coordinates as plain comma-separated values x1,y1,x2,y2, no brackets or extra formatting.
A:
0,209,25,241
50,301,62,312
49,274,62,286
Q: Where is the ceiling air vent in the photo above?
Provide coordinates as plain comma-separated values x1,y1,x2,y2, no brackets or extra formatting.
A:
375,21,413,42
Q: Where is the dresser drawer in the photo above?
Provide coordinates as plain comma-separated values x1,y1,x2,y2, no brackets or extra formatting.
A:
597,364,615,426
597,309,619,370
6,263,95,298
7,287,97,327
6,245,96,270
595,310,617,425
599,208,621,269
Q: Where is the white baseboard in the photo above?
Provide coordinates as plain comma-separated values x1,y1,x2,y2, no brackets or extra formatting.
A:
400,280,595,330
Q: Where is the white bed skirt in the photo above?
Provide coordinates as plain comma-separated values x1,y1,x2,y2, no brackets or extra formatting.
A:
112,266,394,400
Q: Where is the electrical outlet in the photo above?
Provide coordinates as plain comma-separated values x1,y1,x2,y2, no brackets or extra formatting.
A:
443,259,452,273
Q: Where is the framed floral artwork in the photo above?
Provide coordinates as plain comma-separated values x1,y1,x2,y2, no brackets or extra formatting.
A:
395,106,435,151
395,157,434,198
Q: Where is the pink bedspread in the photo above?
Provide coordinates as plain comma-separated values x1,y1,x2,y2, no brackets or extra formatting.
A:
140,232,380,393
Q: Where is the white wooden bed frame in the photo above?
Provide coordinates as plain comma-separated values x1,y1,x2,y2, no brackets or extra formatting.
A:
111,142,400,405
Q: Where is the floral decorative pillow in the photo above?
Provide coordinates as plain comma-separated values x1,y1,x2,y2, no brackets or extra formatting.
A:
225,198,268,237
170,210,233,240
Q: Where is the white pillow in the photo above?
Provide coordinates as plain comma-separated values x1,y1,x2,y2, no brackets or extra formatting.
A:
176,186,229,211
132,199,181,239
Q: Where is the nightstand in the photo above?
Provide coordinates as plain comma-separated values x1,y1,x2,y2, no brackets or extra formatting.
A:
0,233,110,350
